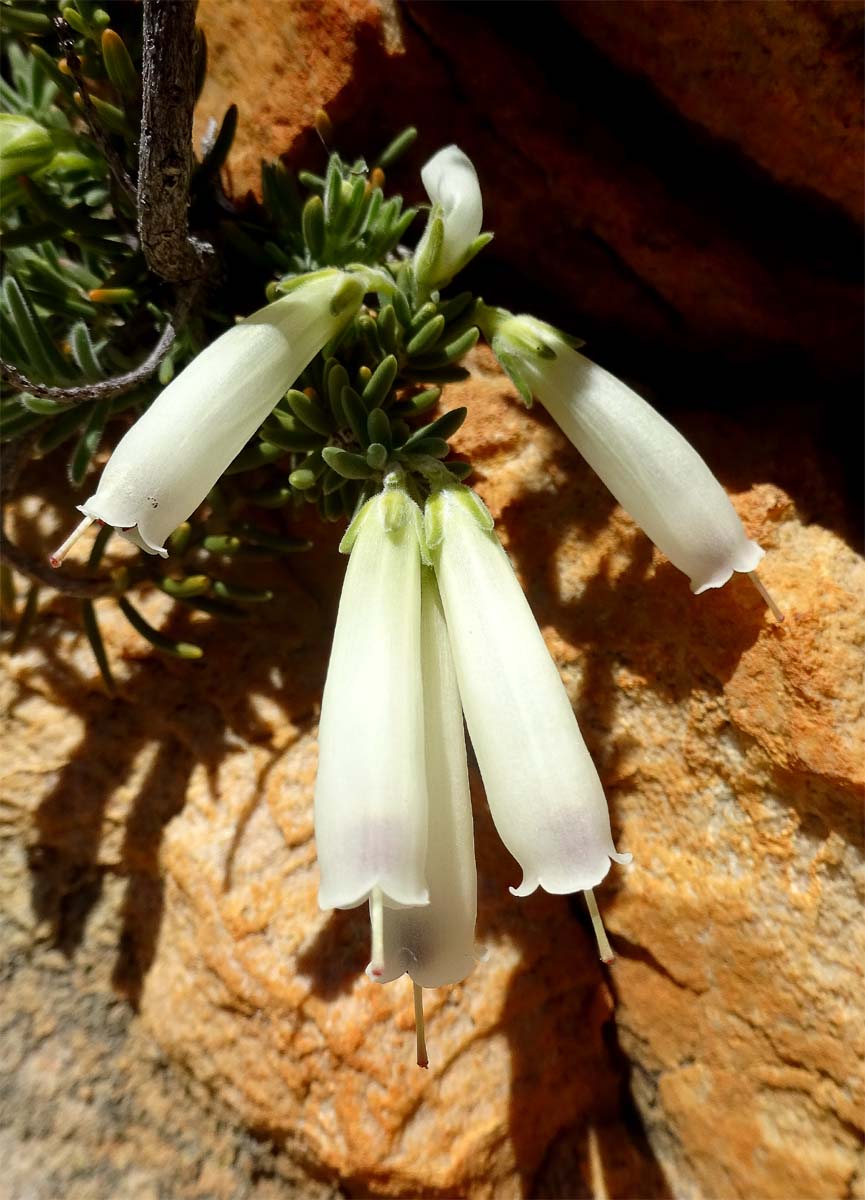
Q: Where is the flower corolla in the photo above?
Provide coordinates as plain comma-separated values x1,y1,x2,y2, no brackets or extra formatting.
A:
314,476,430,922
369,568,477,991
426,482,630,903
484,309,767,597
414,145,485,288
52,270,365,562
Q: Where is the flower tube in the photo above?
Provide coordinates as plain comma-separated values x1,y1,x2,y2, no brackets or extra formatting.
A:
51,270,365,562
482,308,769,599
314,477,429,959
371,568,477,994
426,483,630,923
414,145,485,288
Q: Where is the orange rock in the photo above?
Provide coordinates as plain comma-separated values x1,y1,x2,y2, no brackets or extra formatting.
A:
3,350,861,1196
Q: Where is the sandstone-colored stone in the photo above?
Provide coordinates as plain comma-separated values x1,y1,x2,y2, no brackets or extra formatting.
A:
194,2,863,381
564,1,864,223
193,0,402,197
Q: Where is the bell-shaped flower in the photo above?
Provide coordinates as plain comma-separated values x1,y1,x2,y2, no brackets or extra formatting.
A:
50,270,365,564
481,307,770,599
314,476,430,944
370,567,477,993
426,483,631,921
413,145,488,289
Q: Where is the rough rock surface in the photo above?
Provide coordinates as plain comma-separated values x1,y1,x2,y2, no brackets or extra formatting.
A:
194,0,863,386
3,348,863,1197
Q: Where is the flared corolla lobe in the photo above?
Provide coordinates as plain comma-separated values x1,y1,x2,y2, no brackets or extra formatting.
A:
414,145,484,288
314,479,430,912
485,310,764,594
426,484,630,897
76,270,364,556
371,569,477,988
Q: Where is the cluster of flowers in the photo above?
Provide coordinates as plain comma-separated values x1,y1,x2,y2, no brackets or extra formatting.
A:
51,145,777,1064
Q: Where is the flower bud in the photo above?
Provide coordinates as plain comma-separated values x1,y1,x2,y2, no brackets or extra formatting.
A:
426,484,630,896
484,309,764,594
414,145,484,288
67,270,364,557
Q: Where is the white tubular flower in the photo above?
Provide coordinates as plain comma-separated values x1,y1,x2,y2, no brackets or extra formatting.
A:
314,477,429,934
51,270,364,564
484,309,766,596
371,568,477,991
414,145,486,288
426,483,631,904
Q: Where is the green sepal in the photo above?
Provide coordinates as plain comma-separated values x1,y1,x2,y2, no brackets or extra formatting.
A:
445,460,473,481
492,340,534,407
414,209,444,286
453,232,493,275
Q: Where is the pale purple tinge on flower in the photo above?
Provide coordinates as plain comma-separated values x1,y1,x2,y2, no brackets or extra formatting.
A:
426,482,630,958
369,567,477,986
414,144,485,289
314,478,430,938
481,308,782,616
366,567,478,1068
50,269,365,565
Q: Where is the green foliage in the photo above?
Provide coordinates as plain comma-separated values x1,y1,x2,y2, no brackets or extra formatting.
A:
1,2,491,676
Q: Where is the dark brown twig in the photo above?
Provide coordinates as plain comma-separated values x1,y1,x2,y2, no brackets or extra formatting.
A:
0,318,177,406
54,16,137,202
138,0,214,282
